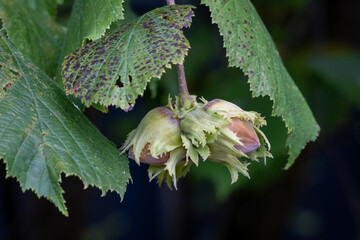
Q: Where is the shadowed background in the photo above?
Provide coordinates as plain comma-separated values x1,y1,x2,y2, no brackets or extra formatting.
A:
1,0,359,239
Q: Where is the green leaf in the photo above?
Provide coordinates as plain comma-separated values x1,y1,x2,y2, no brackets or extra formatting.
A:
0,31,130,216
55,0,125,85
62,5,194,111
202,0,320,168
0,0,65,77
26,0,64,18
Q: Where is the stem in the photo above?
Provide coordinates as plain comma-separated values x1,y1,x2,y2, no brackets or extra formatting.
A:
166,0,193,104
177,64,190,98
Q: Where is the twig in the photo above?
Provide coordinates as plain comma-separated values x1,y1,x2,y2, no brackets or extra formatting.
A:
166,0,193,105
177,64,190,98
166,0,175,5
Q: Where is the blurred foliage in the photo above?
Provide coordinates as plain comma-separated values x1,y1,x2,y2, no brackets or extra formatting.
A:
308,52,360,107
0,0,65,77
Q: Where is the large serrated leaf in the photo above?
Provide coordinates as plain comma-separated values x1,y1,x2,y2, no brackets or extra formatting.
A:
202,0,320,168
0,0,65,77
0,31,130,216
55,0,125,85
62,5,194,111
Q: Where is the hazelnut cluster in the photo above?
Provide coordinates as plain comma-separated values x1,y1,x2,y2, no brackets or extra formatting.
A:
122,96,272,188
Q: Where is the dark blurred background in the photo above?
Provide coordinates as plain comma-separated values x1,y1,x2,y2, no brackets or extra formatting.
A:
1,0,359,239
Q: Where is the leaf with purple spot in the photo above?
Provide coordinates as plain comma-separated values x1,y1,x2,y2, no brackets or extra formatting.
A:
62,5,195,111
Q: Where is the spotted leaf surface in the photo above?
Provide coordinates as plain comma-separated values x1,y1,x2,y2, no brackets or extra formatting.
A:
0,31,130,216
0,0,65,77
0,48,21,99
202,0,319,168
55,0,125,85
62,5,194,111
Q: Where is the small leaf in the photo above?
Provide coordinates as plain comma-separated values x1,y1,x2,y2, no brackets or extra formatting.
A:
62,5,195,111
0,31,130,216
0,0,65,77
202,0,320,168
55,0,125,85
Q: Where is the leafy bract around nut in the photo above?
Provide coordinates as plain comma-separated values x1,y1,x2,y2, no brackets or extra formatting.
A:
205,99,272,183
122,107,183,165
122,96,271,188
62,5,195,111
121,106,186,189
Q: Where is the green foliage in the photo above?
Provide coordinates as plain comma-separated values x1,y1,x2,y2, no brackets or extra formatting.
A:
0,31,130,216
62,5,194,111
309,52,360,107
35,0,64,18
202,0,320,168
55,0,125,85
0,0,65,77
